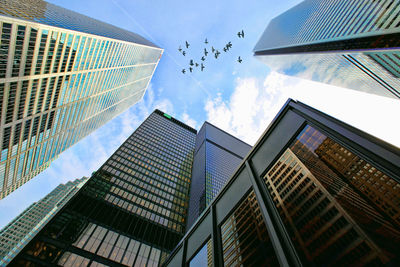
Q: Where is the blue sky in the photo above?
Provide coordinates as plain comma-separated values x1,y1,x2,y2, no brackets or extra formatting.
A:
1,0,400,229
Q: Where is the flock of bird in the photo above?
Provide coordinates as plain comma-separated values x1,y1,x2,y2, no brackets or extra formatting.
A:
179,30,245,74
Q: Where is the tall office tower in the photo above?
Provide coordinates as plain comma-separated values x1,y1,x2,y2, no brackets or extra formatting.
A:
9,110,196,266
187,122,251,228
0,177,88,265
0,0,163,199
165,100,400,267
254,0,400,99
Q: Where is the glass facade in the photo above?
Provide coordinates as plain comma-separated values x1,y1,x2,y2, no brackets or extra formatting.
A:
9,110,196,266
264,125,400,265
254,0,400,99
0,177,88,265
189,239,212,267
164,99,400,267
221,190,279,266
187,122,251,229
0,0,163,199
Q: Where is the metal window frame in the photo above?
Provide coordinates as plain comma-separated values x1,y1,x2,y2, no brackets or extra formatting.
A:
163,99,400,267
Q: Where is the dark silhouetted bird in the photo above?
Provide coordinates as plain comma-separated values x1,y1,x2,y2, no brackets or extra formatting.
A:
237,56,242,63
189,59,194,66
182,69,186,74
201,63,205,71
227,42,232,48
211,46,215,53
201,56,205,61
204,48,208,56
215,50,220,58
185,41,190,48
182,51,186,56
205,38,208,44
223,47,228,52
195,62,199,67
189,67,193,72
237,30,244,38
178,46,182,52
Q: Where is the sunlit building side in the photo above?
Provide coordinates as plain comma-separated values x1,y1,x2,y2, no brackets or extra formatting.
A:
0,0,163,199
254,0,400,99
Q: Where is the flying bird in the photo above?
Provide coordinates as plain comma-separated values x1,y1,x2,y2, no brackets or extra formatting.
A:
195,62,199,67
204,48,208,56
201,56,205,61
189,67,193,72
189,59,194,66
214,50,220,58
178,46,182,52
201,63,205,71
205,38,208,44
182,51,186,56
185,41,190,48
211,46,215,53
237,56,242,63
223,47,228,52
237,30,244,38
182,69,186,74
227,41,232,48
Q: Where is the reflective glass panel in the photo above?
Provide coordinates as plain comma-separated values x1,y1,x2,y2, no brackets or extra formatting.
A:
263,125,400,265
220,190,279,266
189,239,212,267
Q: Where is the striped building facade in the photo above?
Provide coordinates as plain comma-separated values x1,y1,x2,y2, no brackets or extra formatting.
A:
0,0,163,199
9,110,197,266
0,177,88,265
254,0,400,99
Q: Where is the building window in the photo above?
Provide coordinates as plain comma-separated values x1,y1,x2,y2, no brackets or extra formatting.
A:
220,190,279,266
263,125,400,265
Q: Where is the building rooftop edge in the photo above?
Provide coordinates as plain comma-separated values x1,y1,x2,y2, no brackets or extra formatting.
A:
154,109,197,134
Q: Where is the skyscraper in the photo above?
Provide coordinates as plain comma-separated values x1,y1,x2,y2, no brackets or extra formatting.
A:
0,177,88,265
254,0,400,99
187,122,251,228
165,99,400,267
9,110,196,266
0,0,163,199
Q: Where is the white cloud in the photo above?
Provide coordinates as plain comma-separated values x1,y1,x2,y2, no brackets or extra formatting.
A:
205,72,291,145
204,71,400,148
181,112,198,129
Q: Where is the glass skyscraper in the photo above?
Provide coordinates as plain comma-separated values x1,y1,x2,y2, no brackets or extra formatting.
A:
9,110,196,266
187,122,251,228
254,0,400,99
0,0,163,199
165,99,400,267
0,177,88,265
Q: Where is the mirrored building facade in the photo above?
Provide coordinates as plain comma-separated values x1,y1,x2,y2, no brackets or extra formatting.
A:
9,110,196,266
165,99,400,267
0,0,163,199
0,177,88,265
187,122,251,229
254,0,400,99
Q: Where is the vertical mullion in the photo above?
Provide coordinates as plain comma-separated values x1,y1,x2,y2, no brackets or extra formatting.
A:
18,26,30,77
181,239,187,267
39,30,51,75
245,160,299,267
6,22,17,79
211,205,223,267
